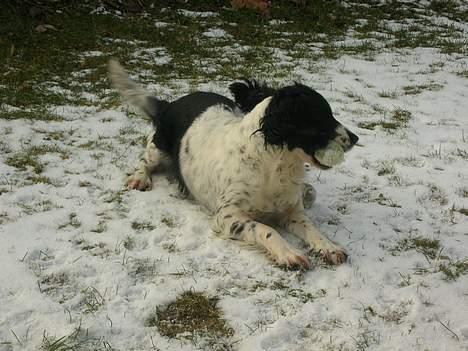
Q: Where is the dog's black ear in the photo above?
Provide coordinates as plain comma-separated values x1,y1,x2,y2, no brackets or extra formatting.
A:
255,111,286,148
229,78,276,113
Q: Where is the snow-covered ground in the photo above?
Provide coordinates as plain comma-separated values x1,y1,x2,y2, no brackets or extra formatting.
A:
1,4,467,351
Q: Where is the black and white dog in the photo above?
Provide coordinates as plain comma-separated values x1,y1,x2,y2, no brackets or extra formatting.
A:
109,60,358,270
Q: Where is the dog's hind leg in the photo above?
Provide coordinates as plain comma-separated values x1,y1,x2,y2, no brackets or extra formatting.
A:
214,205,310,270
126,132,168,191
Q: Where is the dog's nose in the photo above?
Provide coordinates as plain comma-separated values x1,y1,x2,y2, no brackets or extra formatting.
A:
347,130,359,145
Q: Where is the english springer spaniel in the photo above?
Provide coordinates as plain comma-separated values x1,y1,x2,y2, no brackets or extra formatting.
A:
109,60,358,270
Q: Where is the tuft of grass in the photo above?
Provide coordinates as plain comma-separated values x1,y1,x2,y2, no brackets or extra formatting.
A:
391,108,412,124
127,258,158,280
6,151,44,174
41,333,78,351
74,239,110,257
38,272,75,304
131,220,156,231
358,120,399,131
90,220,107,233
161,242,178,253
358,108,412,132
271,281,326,303
40,327,112,351
373,193,401,208
81,286,105,314
147,291,233,342
456,187,468,198
390,236,441,260
161,215,177,228
423,184,448,206
402,83,443,95
122,235,135,250
5,145,68,174
39,272,69,297
17,200,59,215
379,301,412,324
376,161,396,176
378,90,399,99
25,175,61,186
0,107,64,122
58,213,81,229
439,259,468,281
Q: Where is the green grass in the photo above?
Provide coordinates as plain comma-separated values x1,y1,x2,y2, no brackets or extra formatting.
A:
424,184,449,206
58,213,82,229
131,220,156,231
271,280,327,303
376,161,396,176
6,145,69,174
1,1,466,116
81,286,105,314
17,200,59,215
127,258,158,280
390,236,441,260
147,291,233,344
358,108,412,132
38,272,70,298
40,327,112,351
161,215,177,228
0,107,65,121
402,83,443,95
439,259,468,281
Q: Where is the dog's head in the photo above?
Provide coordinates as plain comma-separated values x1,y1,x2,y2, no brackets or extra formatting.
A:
256,83,358,169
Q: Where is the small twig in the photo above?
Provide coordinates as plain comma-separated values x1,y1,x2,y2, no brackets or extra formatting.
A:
150,336,160,350
10,329,22,345
106,315,113,330
19,251,29,262
64,307,72,323
436,317,460,341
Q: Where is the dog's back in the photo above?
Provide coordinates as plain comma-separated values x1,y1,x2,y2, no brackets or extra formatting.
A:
108,60,238,190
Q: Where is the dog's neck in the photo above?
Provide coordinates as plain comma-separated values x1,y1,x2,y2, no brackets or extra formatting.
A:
240,97,306,182
240,96,271,134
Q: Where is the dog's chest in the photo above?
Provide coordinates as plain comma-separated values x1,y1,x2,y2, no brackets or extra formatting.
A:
178,107,305,215
244,166,303,215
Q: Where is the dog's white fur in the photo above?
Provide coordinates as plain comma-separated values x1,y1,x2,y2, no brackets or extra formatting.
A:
127,98,347,269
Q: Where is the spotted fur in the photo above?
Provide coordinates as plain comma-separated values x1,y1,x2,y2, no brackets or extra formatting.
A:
109,60,358,269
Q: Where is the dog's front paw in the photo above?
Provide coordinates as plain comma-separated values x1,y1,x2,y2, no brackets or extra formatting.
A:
318,248,348,265
126,173,152,191
302,183,317,209
275,247,311,270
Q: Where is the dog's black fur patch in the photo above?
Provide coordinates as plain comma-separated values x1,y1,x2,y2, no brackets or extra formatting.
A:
231,80,358,156
229,79,276,113
147,92,236,191
251,84,339,153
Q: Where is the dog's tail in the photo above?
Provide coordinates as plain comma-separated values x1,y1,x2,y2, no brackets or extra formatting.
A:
229,78,276,113
108,59,168,123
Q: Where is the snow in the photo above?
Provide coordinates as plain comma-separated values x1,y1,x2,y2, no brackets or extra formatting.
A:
203,28,230,39
1,8,468,351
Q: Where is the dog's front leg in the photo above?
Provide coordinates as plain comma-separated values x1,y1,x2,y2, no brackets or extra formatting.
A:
280,211,348,265
214,206,310,270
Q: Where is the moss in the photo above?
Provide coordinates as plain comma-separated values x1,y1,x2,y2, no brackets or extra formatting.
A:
147,291,233,341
